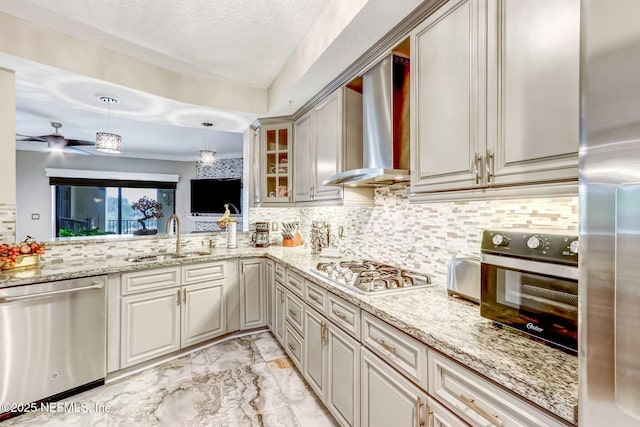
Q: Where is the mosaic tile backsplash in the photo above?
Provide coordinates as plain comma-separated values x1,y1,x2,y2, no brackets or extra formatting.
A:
250,186,578,285
35,184,578,288
0,203,16,242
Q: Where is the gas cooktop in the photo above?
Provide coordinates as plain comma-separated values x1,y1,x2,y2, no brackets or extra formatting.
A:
311,260,432,295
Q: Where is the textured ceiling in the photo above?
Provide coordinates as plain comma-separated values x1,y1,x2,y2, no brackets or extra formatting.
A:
0,0,425,160
0,0,330,89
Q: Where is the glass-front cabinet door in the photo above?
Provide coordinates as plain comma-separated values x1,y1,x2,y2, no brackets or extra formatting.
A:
261,123,291,203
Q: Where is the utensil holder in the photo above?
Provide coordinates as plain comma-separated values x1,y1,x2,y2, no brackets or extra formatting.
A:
283,231,303,247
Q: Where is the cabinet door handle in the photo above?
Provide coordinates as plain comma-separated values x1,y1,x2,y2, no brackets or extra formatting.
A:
183,288,187,304
287,342,296,352
177,289,181,306
474,152,484,184
321,321,328,346
459,394,503,427
309,294,322,305
416,396,424,427
288,309,297,317
427,409,434,427
373,337,398,356
332,309,349,322
486,149,495,183
241,263,245,274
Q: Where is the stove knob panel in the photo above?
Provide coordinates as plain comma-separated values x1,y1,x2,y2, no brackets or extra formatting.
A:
492,234,508,246
569,240,579,254
527,236,545,250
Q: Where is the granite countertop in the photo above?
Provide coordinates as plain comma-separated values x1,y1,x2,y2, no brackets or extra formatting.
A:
0,246,578,425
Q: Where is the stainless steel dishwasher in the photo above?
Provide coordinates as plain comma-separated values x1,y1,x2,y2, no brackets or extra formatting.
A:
0,275,107,411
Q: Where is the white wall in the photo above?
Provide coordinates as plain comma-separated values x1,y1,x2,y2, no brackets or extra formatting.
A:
16,151,197,241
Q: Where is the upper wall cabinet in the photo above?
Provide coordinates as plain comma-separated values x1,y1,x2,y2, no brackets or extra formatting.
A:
293,86,372,204
410,0,579,196
259,122,292,204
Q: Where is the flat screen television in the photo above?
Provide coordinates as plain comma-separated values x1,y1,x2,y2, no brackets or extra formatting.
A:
190,178,242,215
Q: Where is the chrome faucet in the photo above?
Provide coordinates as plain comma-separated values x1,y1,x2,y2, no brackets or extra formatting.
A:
166,214,181,254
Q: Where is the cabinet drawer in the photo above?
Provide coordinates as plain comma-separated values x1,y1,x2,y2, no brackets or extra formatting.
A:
285,291,304,335
182,261,226,285
362,312,428,390
285,324,304,369
428,351,566,427
428,397,468,427
304,280,327,313
122,267,180,295
284,269,304,297
327,293,361,339
275,262,286,284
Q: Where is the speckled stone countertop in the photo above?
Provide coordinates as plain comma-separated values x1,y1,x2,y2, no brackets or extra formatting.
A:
0,246,578,425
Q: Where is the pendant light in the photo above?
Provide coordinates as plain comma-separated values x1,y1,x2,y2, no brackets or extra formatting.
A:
96,96,122,153
198,122,217,166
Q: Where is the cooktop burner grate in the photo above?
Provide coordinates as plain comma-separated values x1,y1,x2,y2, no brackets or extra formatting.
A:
312,260,431,294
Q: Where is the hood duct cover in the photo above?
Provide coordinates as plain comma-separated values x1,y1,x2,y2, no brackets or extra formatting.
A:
323,55,410,186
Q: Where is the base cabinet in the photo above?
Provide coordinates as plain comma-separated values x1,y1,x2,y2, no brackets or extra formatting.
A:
239,258,266,330
274,282,286,345
428,350,565,427
119,262,232,369
303,306,360,427
361,347,428,427
428,397,468,427
265,259,275,329
121,288,181,367
326,323,360,427
181,280,225,348
303,308,327,397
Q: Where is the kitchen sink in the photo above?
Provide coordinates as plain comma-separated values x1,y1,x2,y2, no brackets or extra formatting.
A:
124,252,210,263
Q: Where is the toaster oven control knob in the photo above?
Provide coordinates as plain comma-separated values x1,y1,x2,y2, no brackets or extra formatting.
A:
570,240,579,254
527,236,544,250
492,234,508,246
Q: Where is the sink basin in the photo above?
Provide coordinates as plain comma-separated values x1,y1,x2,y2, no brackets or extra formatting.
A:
180,252,211,258
124,252,210,263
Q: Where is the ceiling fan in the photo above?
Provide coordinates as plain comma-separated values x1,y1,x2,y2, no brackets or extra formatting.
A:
16,122,94,155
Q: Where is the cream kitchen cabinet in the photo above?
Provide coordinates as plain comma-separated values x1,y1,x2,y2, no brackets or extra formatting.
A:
293,86,369,204
361,347,428,427
292,112,314,201
427,397,469,427
428,350,566,427
120,262,228,368
259,122,292,204
265,259,275,330
274,282,286,346
410,0,579,195
121,286,181,368
239,258,266,330
180,279,225,348
303,306,360,427
326,320,361,427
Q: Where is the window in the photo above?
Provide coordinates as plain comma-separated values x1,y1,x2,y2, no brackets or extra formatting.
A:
52,178,176,237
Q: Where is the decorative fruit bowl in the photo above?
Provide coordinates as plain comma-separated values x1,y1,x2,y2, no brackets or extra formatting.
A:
0,237,45,270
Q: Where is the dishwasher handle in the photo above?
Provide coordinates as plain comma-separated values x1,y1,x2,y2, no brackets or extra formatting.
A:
0,281,105,303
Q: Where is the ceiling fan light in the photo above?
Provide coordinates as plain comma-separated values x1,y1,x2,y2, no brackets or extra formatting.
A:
197,149,217,166
95,132,122,153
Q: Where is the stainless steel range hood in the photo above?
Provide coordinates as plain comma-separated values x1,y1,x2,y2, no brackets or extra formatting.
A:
323,55,410,186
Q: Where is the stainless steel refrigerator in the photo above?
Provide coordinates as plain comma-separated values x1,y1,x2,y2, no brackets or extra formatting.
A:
580,0,640,424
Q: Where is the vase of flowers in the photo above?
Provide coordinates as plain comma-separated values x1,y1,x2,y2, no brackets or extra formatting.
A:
131,196,163,235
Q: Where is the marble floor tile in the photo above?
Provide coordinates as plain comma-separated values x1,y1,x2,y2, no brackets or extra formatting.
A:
2,332,335,427
266,358,338,427
252,332,287,362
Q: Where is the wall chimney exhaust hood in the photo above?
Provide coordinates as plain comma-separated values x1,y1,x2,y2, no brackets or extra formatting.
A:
323,55,410,186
